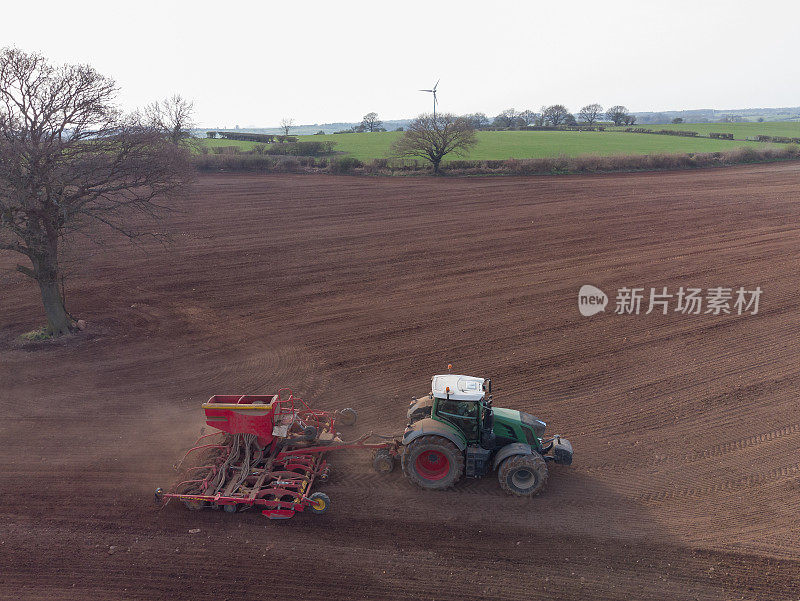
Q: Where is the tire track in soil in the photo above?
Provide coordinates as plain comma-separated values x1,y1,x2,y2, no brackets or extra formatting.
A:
579,422,800,475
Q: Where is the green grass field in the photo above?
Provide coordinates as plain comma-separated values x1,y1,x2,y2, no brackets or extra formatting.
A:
200,128,779,163
609,121,800,139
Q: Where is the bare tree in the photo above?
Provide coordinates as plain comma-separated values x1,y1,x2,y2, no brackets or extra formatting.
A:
463,112,489,129
0,47,190,336
606,105,630,126
280,117,294,136
391,113,477,174
361,112,382,132
519,110,539,127
493,108,521,129
144,94,195,146
578,103,603,125
542,105,570,126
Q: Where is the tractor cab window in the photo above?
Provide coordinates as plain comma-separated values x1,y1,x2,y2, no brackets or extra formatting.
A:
436,399,479,440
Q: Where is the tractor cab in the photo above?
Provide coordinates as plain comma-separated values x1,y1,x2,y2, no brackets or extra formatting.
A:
417,373,551,454
430,374,495,447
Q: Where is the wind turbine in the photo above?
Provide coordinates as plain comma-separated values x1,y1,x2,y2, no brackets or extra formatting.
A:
419,79,440,118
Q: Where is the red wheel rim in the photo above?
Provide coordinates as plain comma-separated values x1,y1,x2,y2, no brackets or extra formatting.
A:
415,450,450,480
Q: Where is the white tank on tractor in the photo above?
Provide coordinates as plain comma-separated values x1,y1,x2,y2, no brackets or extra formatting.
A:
431,374,487,401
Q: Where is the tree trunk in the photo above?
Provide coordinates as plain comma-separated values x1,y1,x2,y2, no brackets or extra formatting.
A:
29,246,74,336
38,277,73,336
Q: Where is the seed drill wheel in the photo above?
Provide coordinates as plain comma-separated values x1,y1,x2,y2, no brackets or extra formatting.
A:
372,448,395,474
337,408,358,427
308,492,331,514
498,453,548,497
401,436,464,490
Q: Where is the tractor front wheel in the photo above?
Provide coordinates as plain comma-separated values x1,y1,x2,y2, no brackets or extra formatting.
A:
402,436,464,490
498,453,548,497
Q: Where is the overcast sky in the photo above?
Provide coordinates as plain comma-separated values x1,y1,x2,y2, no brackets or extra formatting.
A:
6,0,800,127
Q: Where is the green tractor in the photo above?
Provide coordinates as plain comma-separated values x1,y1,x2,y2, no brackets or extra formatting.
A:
381,373,573,496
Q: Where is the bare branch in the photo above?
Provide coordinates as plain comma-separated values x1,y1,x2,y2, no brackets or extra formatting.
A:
15,263,35,278
143,94,196,147
280,117,294,136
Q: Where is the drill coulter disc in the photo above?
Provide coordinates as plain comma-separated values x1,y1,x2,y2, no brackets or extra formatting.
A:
372,448,395,474
337,408,358,427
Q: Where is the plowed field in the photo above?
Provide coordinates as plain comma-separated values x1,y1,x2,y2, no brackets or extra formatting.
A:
2,165,800,600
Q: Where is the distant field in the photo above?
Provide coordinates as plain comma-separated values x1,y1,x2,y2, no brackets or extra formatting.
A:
610,122,800,139
298,131,769,162
199,129,774,162
202,138,262,150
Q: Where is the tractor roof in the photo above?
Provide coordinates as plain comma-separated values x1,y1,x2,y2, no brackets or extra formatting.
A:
431,374,485,401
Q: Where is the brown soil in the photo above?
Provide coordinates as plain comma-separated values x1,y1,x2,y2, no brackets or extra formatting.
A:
2,166,800,600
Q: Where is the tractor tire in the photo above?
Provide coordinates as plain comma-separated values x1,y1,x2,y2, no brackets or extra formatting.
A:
498,453,548,497
402,436,464,490
338,408,358,427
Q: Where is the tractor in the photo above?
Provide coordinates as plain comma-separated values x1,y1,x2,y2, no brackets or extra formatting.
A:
157,371,573,519
374,372,573,496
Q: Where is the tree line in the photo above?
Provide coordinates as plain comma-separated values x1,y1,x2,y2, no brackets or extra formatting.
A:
344,106,637,135
464,105,635,129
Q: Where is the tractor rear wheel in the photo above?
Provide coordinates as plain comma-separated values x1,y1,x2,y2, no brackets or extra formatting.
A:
498,453,548,497
402,436,464,490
